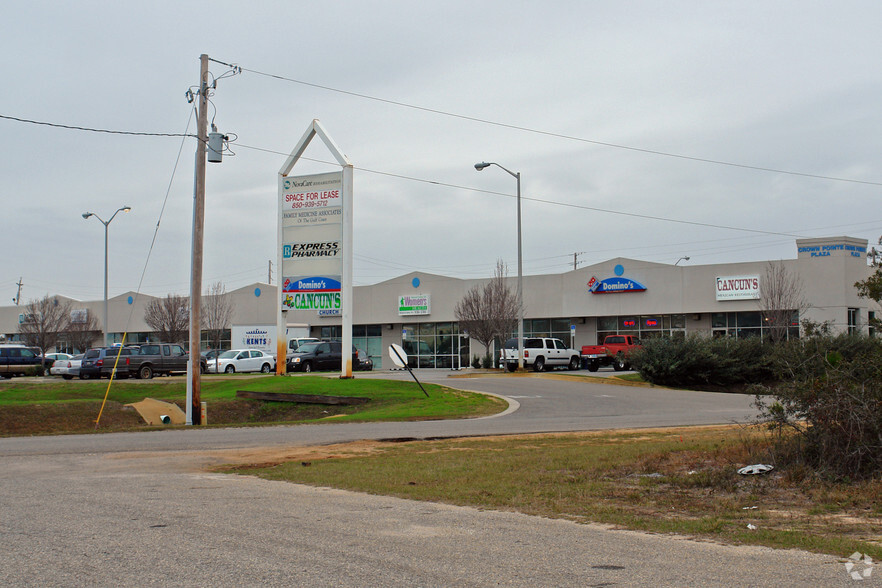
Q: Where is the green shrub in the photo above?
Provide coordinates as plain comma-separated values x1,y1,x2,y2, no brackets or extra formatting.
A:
471,355,482,369
481,354,493,369
630,335,773,388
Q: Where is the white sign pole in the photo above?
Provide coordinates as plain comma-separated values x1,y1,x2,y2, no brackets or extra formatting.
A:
275,168,286,374
341,163,354,378
278,120,353,379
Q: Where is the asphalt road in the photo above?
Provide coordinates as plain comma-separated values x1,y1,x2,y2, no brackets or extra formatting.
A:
0,372,861,586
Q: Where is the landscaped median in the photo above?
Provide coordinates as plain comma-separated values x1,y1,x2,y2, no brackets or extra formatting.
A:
230,424,882,560
0,376,508,436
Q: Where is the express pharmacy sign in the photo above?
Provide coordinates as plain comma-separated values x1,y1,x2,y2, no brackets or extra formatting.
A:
282,241,340,259
715,275,760,301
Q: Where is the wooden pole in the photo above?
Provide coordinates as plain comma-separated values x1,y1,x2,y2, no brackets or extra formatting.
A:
187,53,209,425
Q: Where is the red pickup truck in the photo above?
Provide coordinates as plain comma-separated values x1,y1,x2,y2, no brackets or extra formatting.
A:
581,335,641,372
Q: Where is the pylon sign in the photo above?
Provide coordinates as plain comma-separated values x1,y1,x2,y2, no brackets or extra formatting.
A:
277,120,354,377
279,171,343,312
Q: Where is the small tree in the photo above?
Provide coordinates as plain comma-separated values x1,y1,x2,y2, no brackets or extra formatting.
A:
855,235,882,331
202,281,233,364
759,261,808,342
17,295,71,365
144,294,190,344
454,260,521,363
65,309,100,352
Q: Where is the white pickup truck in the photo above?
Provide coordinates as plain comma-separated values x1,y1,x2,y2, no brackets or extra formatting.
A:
499,337,581,372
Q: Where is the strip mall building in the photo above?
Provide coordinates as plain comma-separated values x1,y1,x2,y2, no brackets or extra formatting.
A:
1,236,877,370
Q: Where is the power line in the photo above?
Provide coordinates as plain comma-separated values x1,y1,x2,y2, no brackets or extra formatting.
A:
235,142,809,239
236,65,882,188
0,114,195,138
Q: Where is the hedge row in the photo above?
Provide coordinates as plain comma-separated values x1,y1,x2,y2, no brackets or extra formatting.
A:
629,335,774,388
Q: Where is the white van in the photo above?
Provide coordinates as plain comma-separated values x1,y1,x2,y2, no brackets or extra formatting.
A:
288,337,320,354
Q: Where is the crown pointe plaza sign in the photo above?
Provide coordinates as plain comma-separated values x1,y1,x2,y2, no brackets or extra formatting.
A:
277,120,353,377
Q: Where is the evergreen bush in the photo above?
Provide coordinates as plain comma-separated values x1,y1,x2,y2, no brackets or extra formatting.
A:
630,335,772,388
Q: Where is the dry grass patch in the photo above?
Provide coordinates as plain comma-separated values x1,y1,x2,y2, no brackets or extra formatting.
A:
232,425,882,558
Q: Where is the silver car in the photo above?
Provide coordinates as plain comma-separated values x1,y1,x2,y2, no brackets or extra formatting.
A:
50,354,84,380
208,349,275,374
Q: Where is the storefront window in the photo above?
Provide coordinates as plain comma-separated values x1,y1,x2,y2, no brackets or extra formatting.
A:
641,316,662,330
529,319,551,337
597,317,618,331
710,311,799,340
737,312,762,328
402,322,468,369
352,324,383,369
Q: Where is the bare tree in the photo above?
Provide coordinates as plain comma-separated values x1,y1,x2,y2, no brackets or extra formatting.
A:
64,308,100,352
454,260,521,362
17,295,72,364
759,262,808,342
202,281,233,353
144,294,190,344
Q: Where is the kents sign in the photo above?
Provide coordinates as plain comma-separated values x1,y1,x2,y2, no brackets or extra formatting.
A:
715,275,760,301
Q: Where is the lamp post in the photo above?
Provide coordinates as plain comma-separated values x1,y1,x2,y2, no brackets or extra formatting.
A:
475,161,524,370
82,206,131,346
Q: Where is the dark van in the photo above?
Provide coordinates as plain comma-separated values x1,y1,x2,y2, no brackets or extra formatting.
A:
80,347,136,379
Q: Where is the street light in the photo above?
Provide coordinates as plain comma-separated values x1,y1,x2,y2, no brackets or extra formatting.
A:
474,161,524,370
83,206,132,347
675,256,690,265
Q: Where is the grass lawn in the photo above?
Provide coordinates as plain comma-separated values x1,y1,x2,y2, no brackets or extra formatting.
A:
233,425,882,560
0,375,507,435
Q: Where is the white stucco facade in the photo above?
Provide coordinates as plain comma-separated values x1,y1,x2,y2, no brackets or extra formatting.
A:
1,236,877,369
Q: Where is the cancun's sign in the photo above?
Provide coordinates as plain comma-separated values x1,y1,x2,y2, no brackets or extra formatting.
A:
715,275,760,301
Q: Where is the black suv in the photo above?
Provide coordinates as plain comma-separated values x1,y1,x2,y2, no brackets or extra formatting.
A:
80,347,137,379
287,341,358,373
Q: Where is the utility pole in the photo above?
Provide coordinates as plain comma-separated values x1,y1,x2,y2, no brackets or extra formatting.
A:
187,53,209,425
13,278,22,305
268,260,273,285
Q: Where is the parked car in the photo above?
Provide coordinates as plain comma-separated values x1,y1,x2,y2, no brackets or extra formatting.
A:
201,349,223,361
581,335,642,371
287,341,358,373
45,352,73,365
208,349,275,374
500,337,581,372
129,343,204,379
80,347,137,379
0,344,44,378
355,348,373,371
50,354,84,379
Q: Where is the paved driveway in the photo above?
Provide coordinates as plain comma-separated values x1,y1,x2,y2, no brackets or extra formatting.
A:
0,374,855,586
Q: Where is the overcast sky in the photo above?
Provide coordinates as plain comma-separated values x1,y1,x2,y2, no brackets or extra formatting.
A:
3,2,881,306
